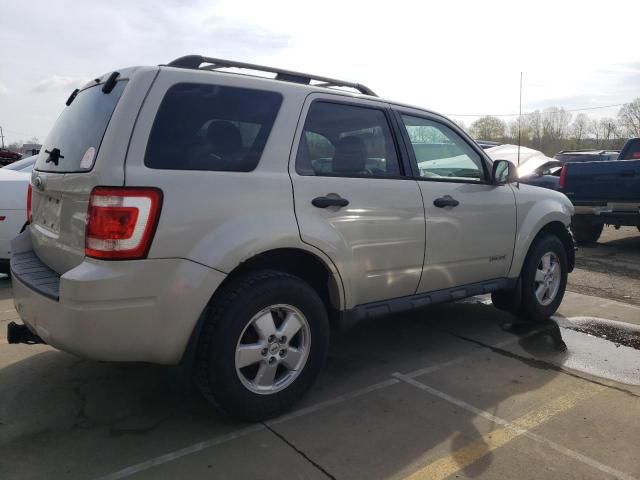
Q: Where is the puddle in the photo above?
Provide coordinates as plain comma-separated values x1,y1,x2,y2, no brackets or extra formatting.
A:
562,318,640,350
501,316,640,386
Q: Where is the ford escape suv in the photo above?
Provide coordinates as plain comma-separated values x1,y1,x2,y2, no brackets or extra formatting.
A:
9,55,575,420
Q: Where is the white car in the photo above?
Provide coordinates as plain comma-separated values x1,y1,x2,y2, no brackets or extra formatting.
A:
0,156,35,275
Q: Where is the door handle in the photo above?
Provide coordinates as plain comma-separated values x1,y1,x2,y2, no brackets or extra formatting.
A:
620,170,635,177
433,195,459,208
312,195,349,208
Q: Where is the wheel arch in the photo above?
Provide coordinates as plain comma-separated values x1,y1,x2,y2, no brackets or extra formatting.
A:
510,220,575,278
180,247,343,367
225,247,345,312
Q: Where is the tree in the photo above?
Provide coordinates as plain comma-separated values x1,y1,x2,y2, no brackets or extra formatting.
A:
599,118,620,143
542,107,571,142
571,113,589,147
525,110,543,150
469,116,505,141
617,98,640,137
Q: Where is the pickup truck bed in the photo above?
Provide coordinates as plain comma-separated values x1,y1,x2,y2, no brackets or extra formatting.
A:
559,138,640,243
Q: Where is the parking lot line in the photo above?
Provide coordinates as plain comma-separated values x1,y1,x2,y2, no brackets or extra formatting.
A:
95,424,265,480
93,337,528,480
393,373,636,480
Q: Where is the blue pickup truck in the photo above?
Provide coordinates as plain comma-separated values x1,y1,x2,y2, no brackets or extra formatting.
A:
558,138,640,243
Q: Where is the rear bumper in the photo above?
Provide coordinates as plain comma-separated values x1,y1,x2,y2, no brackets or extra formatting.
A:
573,210,640,227
10,230,226,364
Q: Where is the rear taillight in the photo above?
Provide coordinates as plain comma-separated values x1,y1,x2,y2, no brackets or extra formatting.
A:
558,164,568,189
26,184,32,224
85,187,162,260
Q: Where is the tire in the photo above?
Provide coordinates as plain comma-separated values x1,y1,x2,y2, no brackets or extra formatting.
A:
491,281,521,314
518,234,568,322
195,270,330,421
571,217,603,244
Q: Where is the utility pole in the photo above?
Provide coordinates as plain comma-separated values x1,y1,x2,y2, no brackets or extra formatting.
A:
0,125,5,149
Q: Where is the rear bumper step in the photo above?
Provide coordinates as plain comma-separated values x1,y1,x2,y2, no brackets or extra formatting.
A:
7,321,46,345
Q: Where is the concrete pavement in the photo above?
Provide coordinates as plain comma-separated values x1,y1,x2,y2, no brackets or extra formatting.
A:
1,269,639,479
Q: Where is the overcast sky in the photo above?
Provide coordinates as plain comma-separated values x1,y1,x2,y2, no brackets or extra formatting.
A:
1,0,639,145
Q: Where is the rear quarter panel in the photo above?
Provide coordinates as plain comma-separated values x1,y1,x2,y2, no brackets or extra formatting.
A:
124,68,345,307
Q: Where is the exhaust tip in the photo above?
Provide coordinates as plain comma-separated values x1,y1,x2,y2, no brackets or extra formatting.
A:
7,322,45,345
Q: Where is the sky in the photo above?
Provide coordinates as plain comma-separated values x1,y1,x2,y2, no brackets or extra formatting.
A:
1,0,639,145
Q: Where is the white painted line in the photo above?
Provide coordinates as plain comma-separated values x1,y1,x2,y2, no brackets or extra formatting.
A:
404,330,545,379
94,335,528,480
268,378,400,426
394,373,638,480
95,424,265,480
599,300,640,311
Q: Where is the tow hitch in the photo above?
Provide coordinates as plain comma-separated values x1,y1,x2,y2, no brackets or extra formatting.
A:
7,322,45,344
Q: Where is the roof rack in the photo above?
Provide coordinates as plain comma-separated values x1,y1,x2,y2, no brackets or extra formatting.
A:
165,55,377,97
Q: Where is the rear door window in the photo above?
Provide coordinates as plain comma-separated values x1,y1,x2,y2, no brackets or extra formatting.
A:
296,101,402,177
145,83,282,172
36,80,128,173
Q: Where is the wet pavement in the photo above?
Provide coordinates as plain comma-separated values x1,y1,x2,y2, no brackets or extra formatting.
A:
569,226,640,305
1,270,640,479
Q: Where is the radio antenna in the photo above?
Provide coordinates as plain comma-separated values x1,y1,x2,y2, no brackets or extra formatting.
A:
517,72,523,166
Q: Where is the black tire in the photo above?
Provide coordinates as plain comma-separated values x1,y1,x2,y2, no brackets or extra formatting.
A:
519,234,568,322
491,281,521,314
195,270,329,421
571,217,603,244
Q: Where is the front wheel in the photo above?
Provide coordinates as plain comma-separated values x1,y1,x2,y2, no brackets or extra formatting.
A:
519,234,568,322
195,270,330,421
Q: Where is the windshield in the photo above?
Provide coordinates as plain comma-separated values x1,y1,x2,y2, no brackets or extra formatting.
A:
35,80,127,173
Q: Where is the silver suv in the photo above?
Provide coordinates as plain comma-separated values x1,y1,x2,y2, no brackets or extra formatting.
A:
9,56,575,420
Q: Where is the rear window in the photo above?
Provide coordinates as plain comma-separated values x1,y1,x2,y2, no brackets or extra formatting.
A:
36,80,127,173
621,139,640,160
145,83,283,172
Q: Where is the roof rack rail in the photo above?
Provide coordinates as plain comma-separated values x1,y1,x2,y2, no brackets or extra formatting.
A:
165,55,377,97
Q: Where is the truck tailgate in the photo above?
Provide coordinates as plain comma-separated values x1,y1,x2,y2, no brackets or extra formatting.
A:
563,160,640,204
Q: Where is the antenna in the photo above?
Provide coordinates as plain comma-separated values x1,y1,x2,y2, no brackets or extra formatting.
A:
517,72,523,166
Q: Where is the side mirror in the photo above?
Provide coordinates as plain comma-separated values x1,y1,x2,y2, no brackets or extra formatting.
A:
492,159,518,184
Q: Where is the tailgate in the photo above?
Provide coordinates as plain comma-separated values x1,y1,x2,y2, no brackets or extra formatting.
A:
28,67,156,274
563,160,640,204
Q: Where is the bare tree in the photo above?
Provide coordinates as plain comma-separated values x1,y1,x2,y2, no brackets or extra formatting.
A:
469,116,505,140
599,118,620,144
542,107,572,145
571,113,589,147
525,110,543,150
617,98,640,137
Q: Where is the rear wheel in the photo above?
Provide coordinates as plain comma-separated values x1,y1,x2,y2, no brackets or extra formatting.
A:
571,217,603,244
518,234,568,322
195,270,329,421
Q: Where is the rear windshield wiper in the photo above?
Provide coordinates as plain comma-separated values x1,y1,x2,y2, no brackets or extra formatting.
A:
65,88,79,106
102,71,120,94
44,148,64,166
